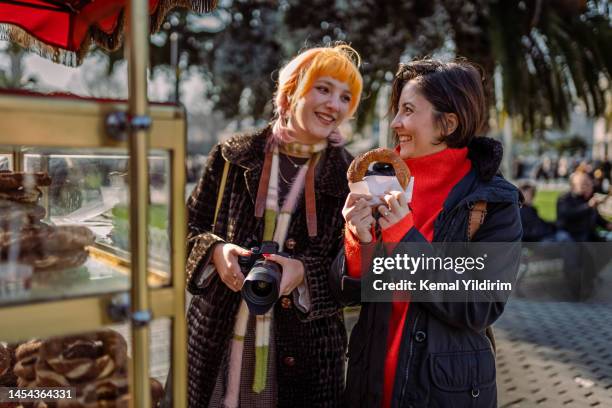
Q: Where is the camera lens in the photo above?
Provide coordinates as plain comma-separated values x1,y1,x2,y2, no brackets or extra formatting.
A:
241,260,282,315
252,281,272,297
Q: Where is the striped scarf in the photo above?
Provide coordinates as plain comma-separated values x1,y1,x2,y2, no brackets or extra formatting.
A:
223,140,326,407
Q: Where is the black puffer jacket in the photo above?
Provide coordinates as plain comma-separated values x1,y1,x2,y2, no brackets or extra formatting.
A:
331,137,523,408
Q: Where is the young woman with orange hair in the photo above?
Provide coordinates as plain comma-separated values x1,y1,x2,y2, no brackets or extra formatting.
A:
184,44,363,407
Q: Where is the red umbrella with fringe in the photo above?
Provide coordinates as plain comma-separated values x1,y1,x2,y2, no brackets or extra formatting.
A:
0,0,217,66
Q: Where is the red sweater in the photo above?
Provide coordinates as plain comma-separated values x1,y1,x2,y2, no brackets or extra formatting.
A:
345,147,471,408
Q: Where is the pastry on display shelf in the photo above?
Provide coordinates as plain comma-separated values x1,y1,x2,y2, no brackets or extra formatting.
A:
0,342,17,387
7,330,164,407
0,172,95,277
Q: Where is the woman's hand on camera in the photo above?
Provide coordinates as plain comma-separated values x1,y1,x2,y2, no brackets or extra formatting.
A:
212,243,251,292
342,193,375,243
263,253,305,296
377,190,410,230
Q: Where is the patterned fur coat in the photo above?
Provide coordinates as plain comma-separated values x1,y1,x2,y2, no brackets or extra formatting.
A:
185,126,352,407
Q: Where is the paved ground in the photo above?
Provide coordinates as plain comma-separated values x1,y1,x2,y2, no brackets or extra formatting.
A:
495,300,612,407
493,257,612,407
134,260,612,407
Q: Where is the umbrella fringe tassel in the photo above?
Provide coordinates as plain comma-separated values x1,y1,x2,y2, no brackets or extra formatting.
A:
0,24,80,67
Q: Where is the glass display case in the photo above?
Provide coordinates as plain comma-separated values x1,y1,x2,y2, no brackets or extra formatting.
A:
0,92,187,407
0,147,172,306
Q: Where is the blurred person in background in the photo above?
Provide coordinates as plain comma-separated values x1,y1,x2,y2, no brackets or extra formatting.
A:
519,182,582,299
557,155,569,180
592,167,609,194
557,171,612,242
519,182,571,242
555,170,612,299
519,182,556,242
535,156,553,181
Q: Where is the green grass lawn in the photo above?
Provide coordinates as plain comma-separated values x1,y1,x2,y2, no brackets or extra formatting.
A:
533,190,561,222
111,204,168,229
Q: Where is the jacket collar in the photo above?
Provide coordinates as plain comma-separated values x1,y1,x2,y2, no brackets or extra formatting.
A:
467,136,504,182
220,126,350,202
443,136,520,211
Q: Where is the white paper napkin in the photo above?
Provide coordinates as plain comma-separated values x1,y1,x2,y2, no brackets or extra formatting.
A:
349,175,414,206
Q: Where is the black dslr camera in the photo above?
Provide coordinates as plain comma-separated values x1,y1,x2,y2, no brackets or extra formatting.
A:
238,241,284,315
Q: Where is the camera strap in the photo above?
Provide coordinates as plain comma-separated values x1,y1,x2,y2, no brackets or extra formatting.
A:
213,159,230,233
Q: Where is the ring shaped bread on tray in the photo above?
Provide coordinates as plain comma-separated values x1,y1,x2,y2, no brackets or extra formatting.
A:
347,148,411,205
0,171,52,190
38,330,127,384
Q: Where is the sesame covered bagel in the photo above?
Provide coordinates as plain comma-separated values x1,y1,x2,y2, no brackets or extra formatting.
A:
1,225,95,262
14,340,42,382
0,201,46,223
38,330,127,384
0,187,42,204
347,148,411,189
0,171,51,190
0,344,11,378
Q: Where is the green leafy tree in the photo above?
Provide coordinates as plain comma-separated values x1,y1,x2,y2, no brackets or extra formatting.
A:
460,0,612,133
130,0,611,135
144,1,285,120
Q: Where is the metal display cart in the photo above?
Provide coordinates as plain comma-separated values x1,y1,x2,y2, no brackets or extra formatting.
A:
0,1,217,406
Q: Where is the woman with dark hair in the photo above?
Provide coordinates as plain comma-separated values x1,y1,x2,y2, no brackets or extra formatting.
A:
332,59,523,407
185,44,362,407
